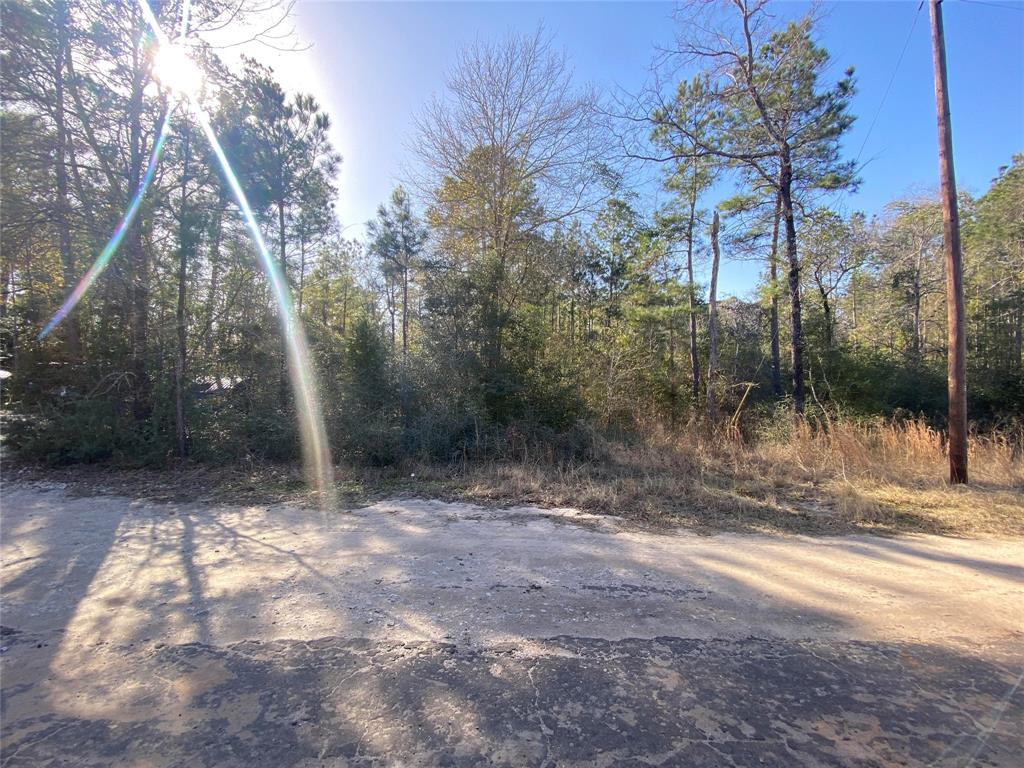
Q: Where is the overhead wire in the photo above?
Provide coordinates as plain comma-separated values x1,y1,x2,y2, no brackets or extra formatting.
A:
956,0,1024,13
854,2,925,166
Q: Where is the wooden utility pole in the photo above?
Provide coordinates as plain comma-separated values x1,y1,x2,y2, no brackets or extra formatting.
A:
929,0,968,484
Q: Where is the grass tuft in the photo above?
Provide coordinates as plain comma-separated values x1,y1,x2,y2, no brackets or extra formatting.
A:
408,418,1024,535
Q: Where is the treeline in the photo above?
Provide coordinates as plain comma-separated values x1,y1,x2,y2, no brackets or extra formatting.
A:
1,1,1021,467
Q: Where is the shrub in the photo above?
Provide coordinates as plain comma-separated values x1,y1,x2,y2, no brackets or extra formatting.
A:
7,398,155,466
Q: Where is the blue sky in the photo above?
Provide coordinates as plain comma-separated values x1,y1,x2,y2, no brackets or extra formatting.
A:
245,0,1024,297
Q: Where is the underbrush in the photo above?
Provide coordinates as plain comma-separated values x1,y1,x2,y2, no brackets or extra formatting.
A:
411,418,1024,535
5,409,1022,536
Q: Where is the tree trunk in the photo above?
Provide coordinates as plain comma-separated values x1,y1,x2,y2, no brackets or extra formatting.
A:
127,30,150,422
1,259,13,373
1014,286,1022,369
401,260,409,361
668,318,678,427
387,281,397,349
706,210,721,424
298,234,306,317
54,0,82,359
277,200,288,409
277,201,287,275
488,253,507,372
768,193,782,397
174,123,191,458
818,282,833,349
850,270,859,340
779,148,805,414
686,196,700,401
202,200,224,356
569,296,576,353
913,252,923,360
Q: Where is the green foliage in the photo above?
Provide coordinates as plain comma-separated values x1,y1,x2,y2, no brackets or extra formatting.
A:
825,352,946,419
8,399,157,466
345,317,391,414
2,3,1020,477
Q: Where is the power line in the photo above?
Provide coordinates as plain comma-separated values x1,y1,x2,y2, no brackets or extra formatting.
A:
855,2,925,165
957,0,1024,12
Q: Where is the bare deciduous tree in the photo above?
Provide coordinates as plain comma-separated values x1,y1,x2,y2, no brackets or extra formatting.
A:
413,28,605,229
412,27,607,370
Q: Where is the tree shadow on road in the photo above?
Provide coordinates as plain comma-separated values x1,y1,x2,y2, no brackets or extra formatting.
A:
2,486,1022,767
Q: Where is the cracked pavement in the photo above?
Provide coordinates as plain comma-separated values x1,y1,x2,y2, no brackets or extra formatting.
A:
1,483,1022,766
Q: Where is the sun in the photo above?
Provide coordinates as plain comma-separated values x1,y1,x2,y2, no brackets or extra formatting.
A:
153,41,204,98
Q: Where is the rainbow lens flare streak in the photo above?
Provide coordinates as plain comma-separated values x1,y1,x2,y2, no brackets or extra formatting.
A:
38,108,173,341
192,105,335,506
41,0,335,506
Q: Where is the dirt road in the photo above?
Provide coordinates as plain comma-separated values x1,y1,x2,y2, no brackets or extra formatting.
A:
2,483,1022,766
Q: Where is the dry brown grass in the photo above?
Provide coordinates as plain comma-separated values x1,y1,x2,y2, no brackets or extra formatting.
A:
415,419,1024,536
11,419,1022,536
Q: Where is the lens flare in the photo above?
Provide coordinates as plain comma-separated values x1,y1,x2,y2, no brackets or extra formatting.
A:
141,0,334,505
42,0,336,507
153,43,203,97
39,106,174,341
192,105,335,507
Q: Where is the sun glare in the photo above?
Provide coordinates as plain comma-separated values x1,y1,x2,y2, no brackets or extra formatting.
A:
153,42,203,97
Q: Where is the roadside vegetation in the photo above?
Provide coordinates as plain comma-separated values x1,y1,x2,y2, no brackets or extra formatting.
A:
2,1,1021,536
432,419,1024,535
11,416,1022,537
